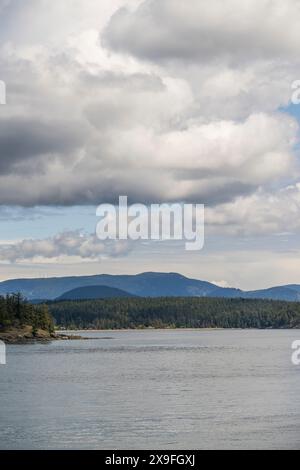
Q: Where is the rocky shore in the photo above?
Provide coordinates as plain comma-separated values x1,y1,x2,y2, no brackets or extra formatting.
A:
0,326,84,344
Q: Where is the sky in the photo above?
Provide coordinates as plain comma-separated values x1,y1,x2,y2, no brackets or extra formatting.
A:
0,0,300,289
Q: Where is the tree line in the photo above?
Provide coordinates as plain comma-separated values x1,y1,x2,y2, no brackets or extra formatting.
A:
48,296,300,330
1,294,300,332
0,293,54,334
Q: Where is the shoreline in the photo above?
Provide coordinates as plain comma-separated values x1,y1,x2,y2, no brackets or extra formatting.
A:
0,326,86,344
58,327,225,333
57,326,300,333
2,326,299,344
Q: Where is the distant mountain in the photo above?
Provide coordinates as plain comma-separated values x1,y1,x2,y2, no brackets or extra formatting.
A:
244,286,300,301
56,285,136,301
0,271,299,302
0,272,241,300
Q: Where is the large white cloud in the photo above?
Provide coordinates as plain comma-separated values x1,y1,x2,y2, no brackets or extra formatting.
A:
0,0,298,217
206,183,300,236
0,231,132,262
104,0,300,121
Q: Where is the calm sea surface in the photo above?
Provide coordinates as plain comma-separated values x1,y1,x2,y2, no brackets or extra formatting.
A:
0,329,299,450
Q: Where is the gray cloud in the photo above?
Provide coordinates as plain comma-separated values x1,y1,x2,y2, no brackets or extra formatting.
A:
0,0,11,13
79,70,165,93
103,0,300,63
0,118,87,174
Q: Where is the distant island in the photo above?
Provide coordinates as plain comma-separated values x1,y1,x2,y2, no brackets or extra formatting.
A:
1,281,300,342
1,272,300,302
48,297,300,330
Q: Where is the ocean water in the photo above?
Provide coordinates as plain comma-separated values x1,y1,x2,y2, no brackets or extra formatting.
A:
0,329,299,450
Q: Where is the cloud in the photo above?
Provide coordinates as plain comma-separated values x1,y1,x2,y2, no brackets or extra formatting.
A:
0,47,297,205
0,118,87,174
0,0,10,13
0,0,298,215
0,113,295,205
104,0,300,63
211,280,232,288
0,231,132,263
206,183,300,236
103,0,300,121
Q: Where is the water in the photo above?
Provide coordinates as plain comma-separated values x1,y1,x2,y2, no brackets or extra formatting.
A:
0,329,299,450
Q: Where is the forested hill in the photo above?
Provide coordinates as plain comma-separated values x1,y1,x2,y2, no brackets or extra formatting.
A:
57,285,136,301
0,294,54,337
48,297,300,330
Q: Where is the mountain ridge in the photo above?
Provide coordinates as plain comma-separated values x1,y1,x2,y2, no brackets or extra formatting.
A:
0,271,299,302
